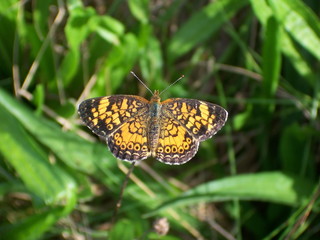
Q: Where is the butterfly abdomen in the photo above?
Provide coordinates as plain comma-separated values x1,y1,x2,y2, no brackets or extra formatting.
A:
148,101,162,156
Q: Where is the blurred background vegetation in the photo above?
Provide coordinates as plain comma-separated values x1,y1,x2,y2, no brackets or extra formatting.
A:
0,0,319,239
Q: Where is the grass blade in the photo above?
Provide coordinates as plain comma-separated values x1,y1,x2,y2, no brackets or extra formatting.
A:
148,172,316,215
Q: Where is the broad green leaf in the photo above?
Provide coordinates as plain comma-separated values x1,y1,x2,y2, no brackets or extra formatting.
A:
139,33,164,87
268,0,320,61
280,31,315,84
93,33,139,96
0,88,125,195
0,88,114,176
249,0,272,24
109,219,136,240
0,104,76,204
61,7,96,85
96,27,119,46
62,5,125,86
97,15,125,36
148,172,315,215
128,0,149,24
250,0,315,85
168,0,248,61
94,15,124,45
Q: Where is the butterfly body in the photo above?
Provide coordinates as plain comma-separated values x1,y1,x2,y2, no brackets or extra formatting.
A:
78,90,227,165
148,91,162,157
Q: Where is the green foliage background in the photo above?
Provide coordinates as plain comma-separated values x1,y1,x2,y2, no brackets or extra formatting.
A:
0,0,319,239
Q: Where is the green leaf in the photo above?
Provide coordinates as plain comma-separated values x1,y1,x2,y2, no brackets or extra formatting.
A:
148,172,315,215
0,0,19,73
61,6,96,85
268,0,320,61
94,15,124,45
96,27,121,45
93,33,140,95
128,0,149,24
109,219,136,240
279,123,312,174
168,0,248,61
0,196,77,240
32,83,45,115
0,88,115,176
261,16,282,113
0,104,76,204
250,0,314,83
0,89,78,239
33,0,51,37
139,33,164,86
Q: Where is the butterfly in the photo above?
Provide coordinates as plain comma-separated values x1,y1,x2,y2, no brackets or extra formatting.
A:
78,74,227,165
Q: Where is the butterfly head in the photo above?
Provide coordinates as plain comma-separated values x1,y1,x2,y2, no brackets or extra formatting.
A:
151,90,161,103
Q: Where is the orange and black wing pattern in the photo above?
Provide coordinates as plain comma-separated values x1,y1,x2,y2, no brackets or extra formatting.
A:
154,98,227,164
78,95,151,161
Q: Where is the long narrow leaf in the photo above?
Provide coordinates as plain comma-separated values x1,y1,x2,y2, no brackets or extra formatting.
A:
148,172,316,215
0,105,76,203
168,0,248,61
269,0,320,61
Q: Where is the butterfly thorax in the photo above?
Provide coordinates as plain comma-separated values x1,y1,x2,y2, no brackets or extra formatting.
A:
148,90,162,156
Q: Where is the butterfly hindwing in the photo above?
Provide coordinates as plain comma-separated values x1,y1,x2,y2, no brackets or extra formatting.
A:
155,114,199,165
107,113,150,161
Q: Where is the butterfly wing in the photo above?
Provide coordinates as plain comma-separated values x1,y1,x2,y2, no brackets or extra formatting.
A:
78,95,151,162
154,98,227,165
78,95,149,137
161,98,228,141
155,114,199,165
107,113,150,161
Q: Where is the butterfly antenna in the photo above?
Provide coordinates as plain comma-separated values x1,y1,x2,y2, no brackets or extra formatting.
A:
130,71,153,95
159,75,184,96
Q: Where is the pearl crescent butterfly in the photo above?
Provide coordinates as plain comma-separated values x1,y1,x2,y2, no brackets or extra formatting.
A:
78,78,228,165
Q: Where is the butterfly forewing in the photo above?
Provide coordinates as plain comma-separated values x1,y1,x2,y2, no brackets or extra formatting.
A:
78,95,149,138
161,98,228,141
